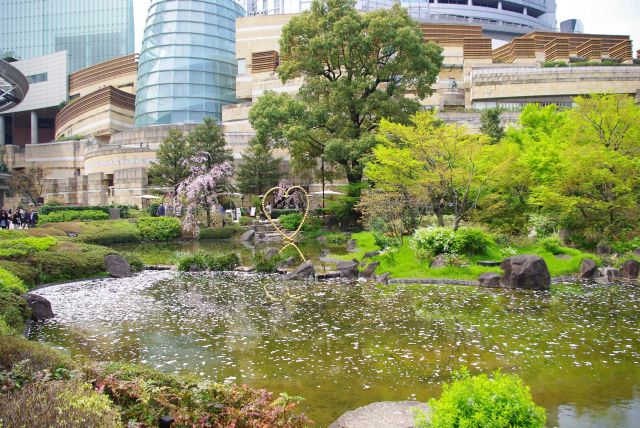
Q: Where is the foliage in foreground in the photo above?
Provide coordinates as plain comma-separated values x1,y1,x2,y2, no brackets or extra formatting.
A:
0,291,30,335
0,236,58,258
0,269,26,295
415,368,546,428
136,216,182,241
39,209,109,224
0,337,310,427
253,251,283,273
176,252,240,272
198,225,244,240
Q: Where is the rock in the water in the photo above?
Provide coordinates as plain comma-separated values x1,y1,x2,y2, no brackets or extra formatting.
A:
361,262,380,279
376,272,391,285
240,230,255,242
596,267,621,284
329,401,429,428
621,259,640,280
363,251,381,259
282,256,296,267
284,261,315,281
500,254,551,290
26,294,54,321
336,261,359,279
596,243,612,256
105,254,131,278
478,272,501,287
346,239,357,252
430,254,448,269
579,258,598,279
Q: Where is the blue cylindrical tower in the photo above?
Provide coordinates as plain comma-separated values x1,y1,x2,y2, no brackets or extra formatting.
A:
135,0,245,126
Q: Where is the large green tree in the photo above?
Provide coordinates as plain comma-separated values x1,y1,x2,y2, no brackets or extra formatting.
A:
236,140,282,195
187,117,234,167
249,0,443,183
147,129,190,194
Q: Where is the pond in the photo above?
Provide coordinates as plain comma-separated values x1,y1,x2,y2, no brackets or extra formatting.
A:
29,271,640,427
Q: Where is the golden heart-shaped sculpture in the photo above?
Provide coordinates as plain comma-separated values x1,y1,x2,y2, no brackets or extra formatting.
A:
262,185,310,242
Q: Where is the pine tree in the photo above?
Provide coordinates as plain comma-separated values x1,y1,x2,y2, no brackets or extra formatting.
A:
237,140,282,195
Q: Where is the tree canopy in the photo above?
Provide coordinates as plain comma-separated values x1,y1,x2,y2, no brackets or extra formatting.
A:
249,0,443,183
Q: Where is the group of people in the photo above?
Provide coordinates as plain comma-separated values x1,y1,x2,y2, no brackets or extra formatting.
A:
0,208,39,230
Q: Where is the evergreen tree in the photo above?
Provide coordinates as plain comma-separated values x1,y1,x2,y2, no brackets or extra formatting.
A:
479,107,504,144
236,140,282,195
147,129,190,194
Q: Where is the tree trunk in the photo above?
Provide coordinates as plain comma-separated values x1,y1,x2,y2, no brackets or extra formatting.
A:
205,204,212,227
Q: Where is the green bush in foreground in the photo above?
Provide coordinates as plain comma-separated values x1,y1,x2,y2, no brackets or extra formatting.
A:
79,221,141,245
0,269,27,295
0,292,30,335
253,251,282,273
176,252,240,272
0,236,58,258
279,213,303,230
39,209,109,224
415,368,546,428
412,227,493,256
0,261,39,288
198,225,244,239
136,216,181,241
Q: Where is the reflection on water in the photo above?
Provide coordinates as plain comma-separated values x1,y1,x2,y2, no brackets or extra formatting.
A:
29,271,640,427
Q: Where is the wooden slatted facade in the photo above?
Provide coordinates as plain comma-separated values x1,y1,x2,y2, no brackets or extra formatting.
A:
544,39,569,62
421,24,484,46
493,38,536,63
576,39,602,61
463,38,492,59
251,51,279,73
69,54,138,95
608,40,633,62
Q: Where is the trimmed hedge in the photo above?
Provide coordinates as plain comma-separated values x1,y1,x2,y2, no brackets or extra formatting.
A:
198,225,244,240
0,269,27,295
31,244,112,284
0,292,30,336
176,252,240,272
78,221,141,245
269,209,298,219
39,205,137,218
39,210,109,224
0,261,38,288
136,217,181,241
0,237,57,258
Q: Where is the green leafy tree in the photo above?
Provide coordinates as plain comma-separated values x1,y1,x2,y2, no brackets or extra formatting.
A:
187,117,233,167
249,0,444,183
147,129,190,194
236,140,282,195
479,107,504,144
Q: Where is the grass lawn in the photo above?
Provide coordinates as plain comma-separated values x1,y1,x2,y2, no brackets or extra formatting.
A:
331,232,598,280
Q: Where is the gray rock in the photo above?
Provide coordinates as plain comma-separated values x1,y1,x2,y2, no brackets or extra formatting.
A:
240,229,255,242
478,272,501,287
363,251,381,259
316,235,327,244
263,248,280,260
25,294,54,321
596,267,621,284
284,261,315,281
329,401,429,428
376,272,391,285
105,254,131,278
320,249,330,258
621,259,640,280
500,254,551,290
555,254,572,260
346,239,357,252
596,243,612,256
430,254,448,269
336,260,359,279
361,262,380,279
282,256,296,267
579,258,598,279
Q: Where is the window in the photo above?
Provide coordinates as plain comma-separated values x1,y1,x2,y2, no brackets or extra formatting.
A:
237,58,246,75
26,72,48,84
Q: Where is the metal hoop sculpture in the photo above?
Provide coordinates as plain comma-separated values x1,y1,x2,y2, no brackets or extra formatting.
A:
261,185,310,262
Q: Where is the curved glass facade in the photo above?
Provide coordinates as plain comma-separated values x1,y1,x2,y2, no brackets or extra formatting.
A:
135,0,245,126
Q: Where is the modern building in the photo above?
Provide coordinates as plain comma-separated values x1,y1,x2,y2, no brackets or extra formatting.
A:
0,0,135,73
0,59,28,114
245,0,557,40
134,0,246,126
560,19,584,34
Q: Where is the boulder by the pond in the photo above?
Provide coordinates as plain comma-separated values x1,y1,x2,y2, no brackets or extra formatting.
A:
376,272,391,285
579,258,598,279
596,243,612,256
240,229,255,242
329,401,429,428
361,261,380,279
621,259,639,280
25,294,54,321
337,260,359,279
363,251,381,259
478,272,501,287
263,248,280,260
105,254,131,278
596,267,621,284
430,254,448,269
346,239,357,252
500,255,551,290
284,261,315,281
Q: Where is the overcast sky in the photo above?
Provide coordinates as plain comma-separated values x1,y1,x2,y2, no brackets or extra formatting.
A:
133,0,640,54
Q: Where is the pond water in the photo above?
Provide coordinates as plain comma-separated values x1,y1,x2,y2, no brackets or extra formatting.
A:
29,271,640,427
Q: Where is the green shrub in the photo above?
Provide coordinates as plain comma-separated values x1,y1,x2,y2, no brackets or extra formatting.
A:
198,225,244,239
0,230,28,240
175,252,240,272
39,209,109,224
323,233,351,247
39,204,136,218
539,236,564,254
79,221,141,245
269,208,298,219
0,261,38,288
279,213,303,230
0,336,73,374
136,217,181,241
0,269,27,294
415,368,546,428
0,292,30,335
31,245,112,283
411,227,492,256
0,237,58,258
239,216,254,226
147,203,160,217
374,231,398,251
611,237,640,254
253,251,282,273
122,253,145,272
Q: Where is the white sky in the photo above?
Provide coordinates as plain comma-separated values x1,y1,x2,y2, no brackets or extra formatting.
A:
133,0,640,55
